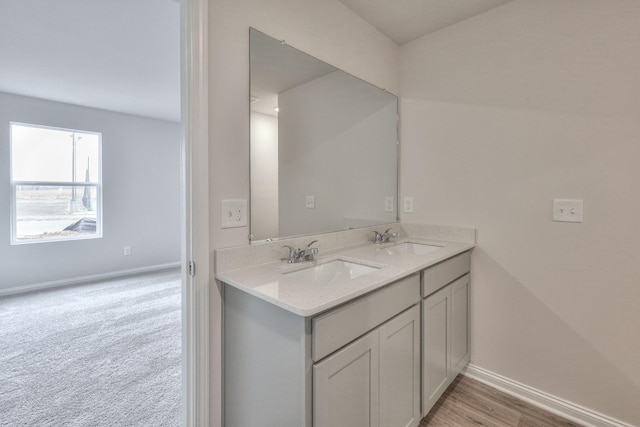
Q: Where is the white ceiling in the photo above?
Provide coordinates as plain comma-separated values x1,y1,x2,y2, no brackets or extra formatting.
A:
0,0,180,122
0,1,512,121
338,0,514,44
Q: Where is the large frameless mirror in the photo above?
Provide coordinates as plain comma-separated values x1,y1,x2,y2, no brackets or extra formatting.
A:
250,28,398,242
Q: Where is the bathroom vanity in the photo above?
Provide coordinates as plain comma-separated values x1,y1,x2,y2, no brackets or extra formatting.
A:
235,27,475,427
216,225,474,427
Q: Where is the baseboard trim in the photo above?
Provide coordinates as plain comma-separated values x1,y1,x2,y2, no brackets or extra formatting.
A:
463,364,633,427
0,262,182,297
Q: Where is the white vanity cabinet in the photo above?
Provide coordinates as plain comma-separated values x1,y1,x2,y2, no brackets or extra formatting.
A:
314,304,421,427
421,251,471,415
379,305,422,427
222,247,472,426
224,273,421,427
314,328,380,427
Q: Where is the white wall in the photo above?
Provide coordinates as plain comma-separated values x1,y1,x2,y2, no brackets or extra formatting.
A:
278,71,397,237
400,0,640,425
250,111,279,240
0,92,181,291
208,1,399,424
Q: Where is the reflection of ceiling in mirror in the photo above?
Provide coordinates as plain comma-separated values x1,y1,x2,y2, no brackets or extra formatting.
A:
250,29,336,116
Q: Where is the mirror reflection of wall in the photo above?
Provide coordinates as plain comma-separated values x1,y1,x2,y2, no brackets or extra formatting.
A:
250,111,279,239
250,28,398,242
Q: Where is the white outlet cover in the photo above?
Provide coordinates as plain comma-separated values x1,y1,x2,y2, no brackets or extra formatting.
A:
384,197,394,212
403,197,414,213
553,199,583,223
305,195,315,209
221,199,247,228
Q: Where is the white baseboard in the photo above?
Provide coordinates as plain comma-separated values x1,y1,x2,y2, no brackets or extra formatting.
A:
463,364,633,427
0,262,182,297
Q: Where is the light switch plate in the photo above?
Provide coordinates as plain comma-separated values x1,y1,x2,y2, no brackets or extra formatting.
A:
221,199,247,228
553,199,583,223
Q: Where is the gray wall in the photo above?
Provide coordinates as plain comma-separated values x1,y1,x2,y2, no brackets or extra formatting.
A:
0,92,181,291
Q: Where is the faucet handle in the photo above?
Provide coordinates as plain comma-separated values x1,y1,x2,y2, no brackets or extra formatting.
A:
384,228,398,243
374,228,397,244
282,245,297,263
305,247,318,261
303,240,319,261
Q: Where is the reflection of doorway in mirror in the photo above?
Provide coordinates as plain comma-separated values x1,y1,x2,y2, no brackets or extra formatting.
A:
250,111,279,241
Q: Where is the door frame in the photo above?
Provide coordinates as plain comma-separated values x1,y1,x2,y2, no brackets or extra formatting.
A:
180,0,210,425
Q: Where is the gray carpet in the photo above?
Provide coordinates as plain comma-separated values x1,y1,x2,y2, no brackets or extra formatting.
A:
0,269,181,427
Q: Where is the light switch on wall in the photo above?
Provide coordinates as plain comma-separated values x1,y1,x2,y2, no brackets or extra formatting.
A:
553,199,583,223
221,199,247,228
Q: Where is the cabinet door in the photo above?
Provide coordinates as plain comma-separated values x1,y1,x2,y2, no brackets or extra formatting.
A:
314,330,380,427
422,285,450,415
450,274,470,376
379,305,421,427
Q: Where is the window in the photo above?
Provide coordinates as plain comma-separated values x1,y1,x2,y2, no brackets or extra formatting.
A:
10,123,102,244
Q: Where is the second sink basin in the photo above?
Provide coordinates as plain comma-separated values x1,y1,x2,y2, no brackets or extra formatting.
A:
284,259,379,286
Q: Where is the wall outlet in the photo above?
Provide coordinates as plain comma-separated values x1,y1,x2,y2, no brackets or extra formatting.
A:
221,199,247,228
384,197,394,212
403,197,414,213
553,199,583,223
305,195,315,209
124,246,131,256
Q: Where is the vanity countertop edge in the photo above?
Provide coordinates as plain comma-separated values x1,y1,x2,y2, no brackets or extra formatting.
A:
216,236,474,317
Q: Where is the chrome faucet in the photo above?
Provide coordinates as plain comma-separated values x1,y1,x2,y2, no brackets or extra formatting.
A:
283,240,319,263
373,228,398,244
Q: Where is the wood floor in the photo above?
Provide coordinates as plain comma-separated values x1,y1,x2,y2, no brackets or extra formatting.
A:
420,375,583,427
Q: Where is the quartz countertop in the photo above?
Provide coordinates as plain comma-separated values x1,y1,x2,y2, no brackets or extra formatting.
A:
216,236,474,317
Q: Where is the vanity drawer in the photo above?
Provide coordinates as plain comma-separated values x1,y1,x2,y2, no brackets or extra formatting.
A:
312,273,420,362
422,251,470,297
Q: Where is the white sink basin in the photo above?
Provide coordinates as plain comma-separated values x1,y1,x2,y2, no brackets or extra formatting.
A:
284,259,379,285
384,242,442,255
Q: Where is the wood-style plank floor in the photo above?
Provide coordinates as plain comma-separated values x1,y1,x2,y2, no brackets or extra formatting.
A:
420,375,583,427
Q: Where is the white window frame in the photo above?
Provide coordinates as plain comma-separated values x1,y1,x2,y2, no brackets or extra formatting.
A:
9,122,103,245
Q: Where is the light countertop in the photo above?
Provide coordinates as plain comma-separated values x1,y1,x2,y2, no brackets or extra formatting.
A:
216,236,474,317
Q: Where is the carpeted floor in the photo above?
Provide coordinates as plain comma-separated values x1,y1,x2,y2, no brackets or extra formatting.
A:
0,269,182,427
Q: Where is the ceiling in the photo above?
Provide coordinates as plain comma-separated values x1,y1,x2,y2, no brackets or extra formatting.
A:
0,0,180,122
0,1,512,121
339,0,514,44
